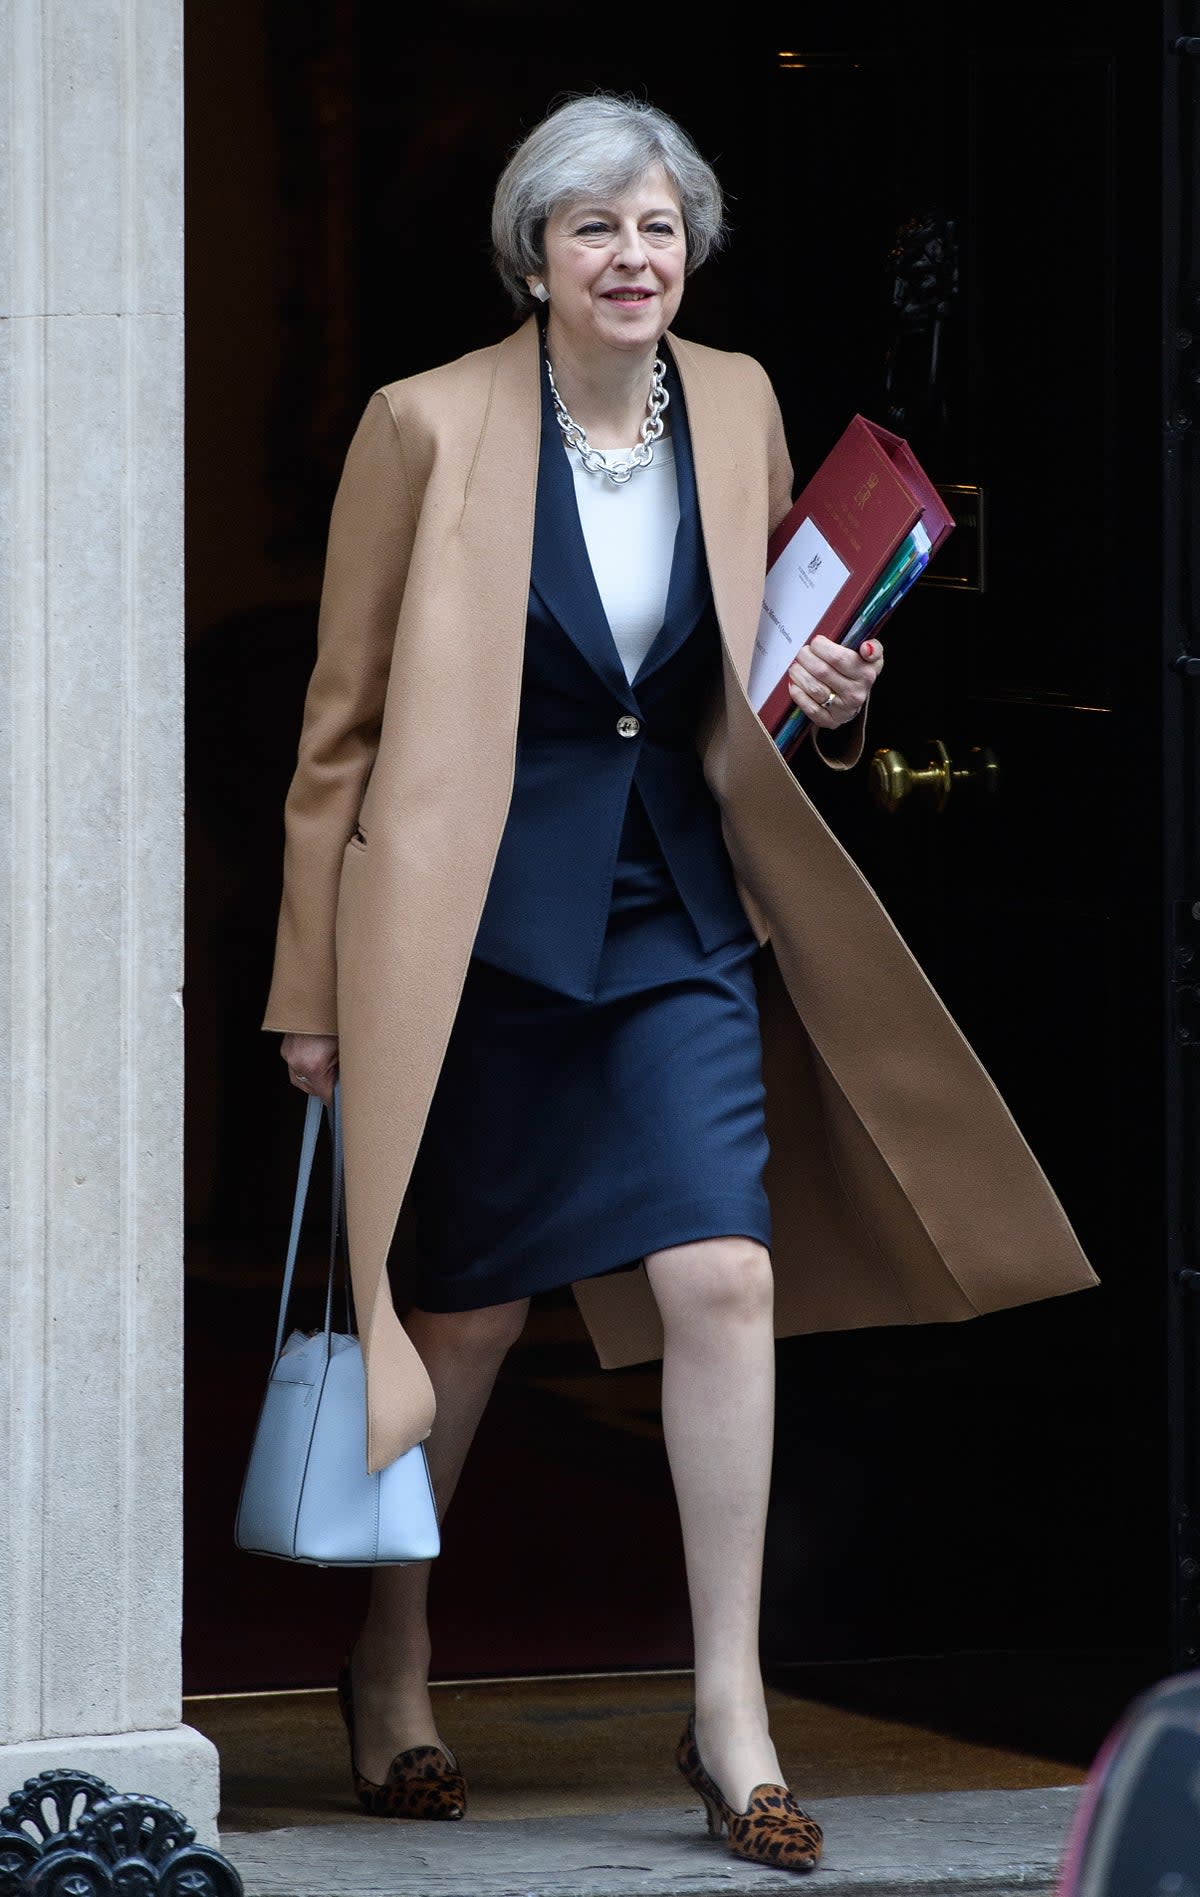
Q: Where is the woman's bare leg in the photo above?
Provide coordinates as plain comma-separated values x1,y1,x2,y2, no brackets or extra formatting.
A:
644,1237,782,1813
349,1298,529,1781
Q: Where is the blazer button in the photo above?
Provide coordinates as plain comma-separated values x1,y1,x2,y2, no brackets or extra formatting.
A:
616,715,641,739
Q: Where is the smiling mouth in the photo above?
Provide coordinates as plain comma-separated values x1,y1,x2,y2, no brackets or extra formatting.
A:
602,289,654,302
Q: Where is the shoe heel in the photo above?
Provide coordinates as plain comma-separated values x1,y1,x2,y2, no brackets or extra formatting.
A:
699,1789,727,1838
677,1714,732,1841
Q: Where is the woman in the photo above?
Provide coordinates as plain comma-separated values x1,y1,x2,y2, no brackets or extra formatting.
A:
264,94,1096,1873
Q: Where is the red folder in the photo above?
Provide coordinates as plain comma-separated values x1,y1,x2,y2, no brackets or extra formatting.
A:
754,416,954,743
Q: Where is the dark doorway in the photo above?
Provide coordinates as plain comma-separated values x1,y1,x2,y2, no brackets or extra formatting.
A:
184,0,1187,1757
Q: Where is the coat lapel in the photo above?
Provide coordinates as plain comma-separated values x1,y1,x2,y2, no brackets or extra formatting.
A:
340,318,544,1472
632,350,711,685
666,333,765,688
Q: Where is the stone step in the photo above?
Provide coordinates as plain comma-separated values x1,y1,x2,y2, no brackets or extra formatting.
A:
222,1784,1079,1896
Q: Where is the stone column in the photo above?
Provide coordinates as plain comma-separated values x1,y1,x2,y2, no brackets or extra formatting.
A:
0,0,219,1843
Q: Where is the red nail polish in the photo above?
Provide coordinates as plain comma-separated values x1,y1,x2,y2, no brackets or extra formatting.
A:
862,641,875,658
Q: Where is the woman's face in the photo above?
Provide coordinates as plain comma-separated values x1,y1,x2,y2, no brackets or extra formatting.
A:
536,166,687,360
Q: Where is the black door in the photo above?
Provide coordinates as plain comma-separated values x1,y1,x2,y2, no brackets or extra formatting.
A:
732,10,1173,1688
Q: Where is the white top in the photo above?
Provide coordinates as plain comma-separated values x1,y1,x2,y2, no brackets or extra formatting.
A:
567,436,680,683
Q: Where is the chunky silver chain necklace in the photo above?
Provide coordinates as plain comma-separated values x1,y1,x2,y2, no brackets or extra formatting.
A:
544,351,669,485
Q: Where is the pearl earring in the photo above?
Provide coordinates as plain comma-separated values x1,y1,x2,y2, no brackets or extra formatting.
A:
531,282,549,304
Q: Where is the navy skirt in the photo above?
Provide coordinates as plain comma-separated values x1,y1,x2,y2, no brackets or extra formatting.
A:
409,795,772,1312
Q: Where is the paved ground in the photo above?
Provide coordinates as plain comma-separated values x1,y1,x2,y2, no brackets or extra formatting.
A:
221,1783,1079,1896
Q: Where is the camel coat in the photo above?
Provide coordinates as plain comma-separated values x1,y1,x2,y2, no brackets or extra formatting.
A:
263,315,1098,1474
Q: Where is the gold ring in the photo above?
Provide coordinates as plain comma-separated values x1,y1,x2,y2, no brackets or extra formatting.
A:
821,690,837,709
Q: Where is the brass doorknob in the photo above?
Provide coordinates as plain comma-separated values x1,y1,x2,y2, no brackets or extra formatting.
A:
869,740,1000,814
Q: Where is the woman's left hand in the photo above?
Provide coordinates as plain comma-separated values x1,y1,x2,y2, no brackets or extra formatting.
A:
787,636,884,730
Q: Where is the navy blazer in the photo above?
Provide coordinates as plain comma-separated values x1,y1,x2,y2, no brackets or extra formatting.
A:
471,347,752,1001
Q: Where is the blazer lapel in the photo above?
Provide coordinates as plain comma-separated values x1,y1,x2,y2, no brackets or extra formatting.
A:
530,353,641,713
528,332,757,701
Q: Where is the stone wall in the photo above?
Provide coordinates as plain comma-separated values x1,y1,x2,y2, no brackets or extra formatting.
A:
0,0,218,1842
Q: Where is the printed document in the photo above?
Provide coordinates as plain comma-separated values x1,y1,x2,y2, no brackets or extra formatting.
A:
748,518,851,713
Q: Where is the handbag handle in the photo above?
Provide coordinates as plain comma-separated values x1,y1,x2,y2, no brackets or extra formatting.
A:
272,1081,346,1364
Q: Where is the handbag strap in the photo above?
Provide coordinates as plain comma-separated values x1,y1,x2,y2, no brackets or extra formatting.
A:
273,1081,347,1363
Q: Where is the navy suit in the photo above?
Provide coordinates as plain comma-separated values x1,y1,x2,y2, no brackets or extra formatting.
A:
411,345,771,1313
471,349,752,1001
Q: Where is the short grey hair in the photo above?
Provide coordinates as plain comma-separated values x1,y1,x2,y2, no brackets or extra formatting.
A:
491,94,726,314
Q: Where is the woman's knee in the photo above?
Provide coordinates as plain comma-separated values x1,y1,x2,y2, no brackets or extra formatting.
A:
646,1236,774,1330
411,1297,530,1363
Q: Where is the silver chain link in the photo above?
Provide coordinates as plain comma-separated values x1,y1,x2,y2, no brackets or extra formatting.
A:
544,351,669,485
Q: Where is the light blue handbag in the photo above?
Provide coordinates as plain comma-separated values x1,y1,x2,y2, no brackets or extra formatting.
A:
235,1085,440,1566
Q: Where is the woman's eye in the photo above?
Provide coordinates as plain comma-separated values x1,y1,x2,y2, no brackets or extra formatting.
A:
646,223,676,237
576,221,609,236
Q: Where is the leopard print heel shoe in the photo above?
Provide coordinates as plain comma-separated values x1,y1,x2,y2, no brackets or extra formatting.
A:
676,1713,822,1874
336,1659,467,1820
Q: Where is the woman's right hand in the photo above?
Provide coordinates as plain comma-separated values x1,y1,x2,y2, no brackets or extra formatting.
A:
280,1032,340,1106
